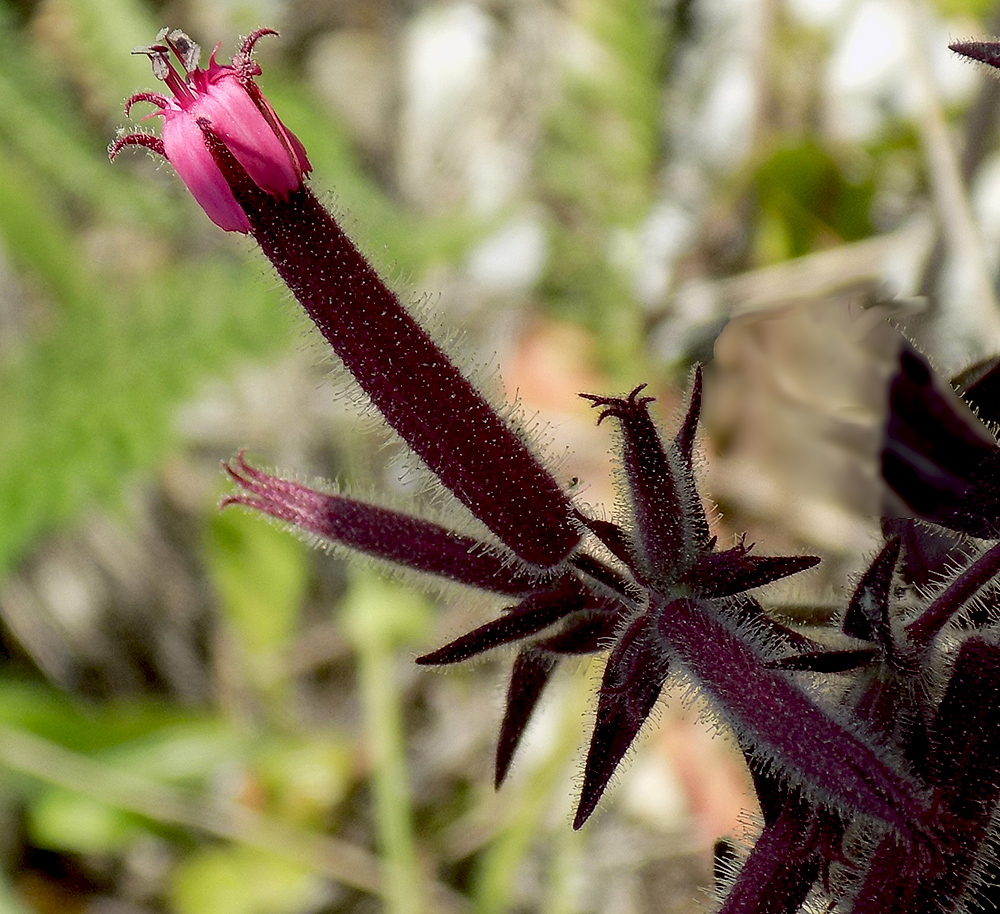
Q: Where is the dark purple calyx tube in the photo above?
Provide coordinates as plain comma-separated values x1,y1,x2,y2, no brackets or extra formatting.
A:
214,149,580,569
581,368,710,583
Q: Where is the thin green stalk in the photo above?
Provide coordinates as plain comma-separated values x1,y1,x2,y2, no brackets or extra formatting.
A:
542,823,583,914
342,574,430,914
357,641,420,914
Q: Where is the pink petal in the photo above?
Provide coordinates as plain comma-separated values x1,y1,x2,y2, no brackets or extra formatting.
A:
193,74,301,197
161,111,250,232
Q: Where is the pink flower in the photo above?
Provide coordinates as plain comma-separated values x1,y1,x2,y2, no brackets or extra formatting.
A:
109,28,310,232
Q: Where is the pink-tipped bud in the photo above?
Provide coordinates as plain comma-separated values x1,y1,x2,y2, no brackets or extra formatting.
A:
111,27,310,233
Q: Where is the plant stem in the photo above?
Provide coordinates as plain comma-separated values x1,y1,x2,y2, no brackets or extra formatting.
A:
343,575,425,914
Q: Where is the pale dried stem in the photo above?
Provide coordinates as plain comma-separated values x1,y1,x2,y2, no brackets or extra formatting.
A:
0,724,469,914
901,0,1000,354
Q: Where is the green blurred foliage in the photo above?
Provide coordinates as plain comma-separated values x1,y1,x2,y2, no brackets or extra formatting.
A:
930,0,998,19
342,574,431,914
0,0,442,907
751,140,876,263
537,0,665,378
29,787,149,855
0,0,481,585
252,735,353,828
206,508,310,697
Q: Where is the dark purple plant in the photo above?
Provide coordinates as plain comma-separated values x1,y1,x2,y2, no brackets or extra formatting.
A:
112,28,1000,913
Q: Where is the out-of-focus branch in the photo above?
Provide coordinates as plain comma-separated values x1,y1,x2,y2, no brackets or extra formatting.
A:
917,4,1000,299
903,0,1000,353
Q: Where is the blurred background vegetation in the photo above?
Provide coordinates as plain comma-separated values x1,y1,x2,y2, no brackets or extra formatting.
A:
2,0,1000,910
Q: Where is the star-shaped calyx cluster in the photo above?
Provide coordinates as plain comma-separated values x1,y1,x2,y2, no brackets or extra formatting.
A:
227,364,932,839
416,369,821,825
725,339,1000,914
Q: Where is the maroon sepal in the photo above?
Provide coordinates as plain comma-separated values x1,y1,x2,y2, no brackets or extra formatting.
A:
416,580,588,665
905,541,1000,656
223,453,543,595
581,368,710,582
843,537,900,647
767,648,879,673
574,612,671,828
687,548,820,600
495,648,558,786
718,789,835,914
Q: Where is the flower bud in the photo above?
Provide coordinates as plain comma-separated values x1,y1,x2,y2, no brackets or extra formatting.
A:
110,28,310,232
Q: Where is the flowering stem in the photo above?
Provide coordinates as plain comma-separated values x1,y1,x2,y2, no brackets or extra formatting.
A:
657,597,931,836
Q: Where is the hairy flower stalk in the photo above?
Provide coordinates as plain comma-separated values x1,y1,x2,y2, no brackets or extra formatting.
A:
111,27,1000,914
111,28,579,569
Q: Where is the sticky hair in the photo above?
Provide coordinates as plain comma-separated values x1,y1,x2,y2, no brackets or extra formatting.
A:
290,185,576,510
954,799,1000,914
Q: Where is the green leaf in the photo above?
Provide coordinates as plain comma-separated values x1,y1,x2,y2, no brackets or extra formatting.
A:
0,680,204,755
205,507,309,656
29,787,147,854
170,846,326,914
